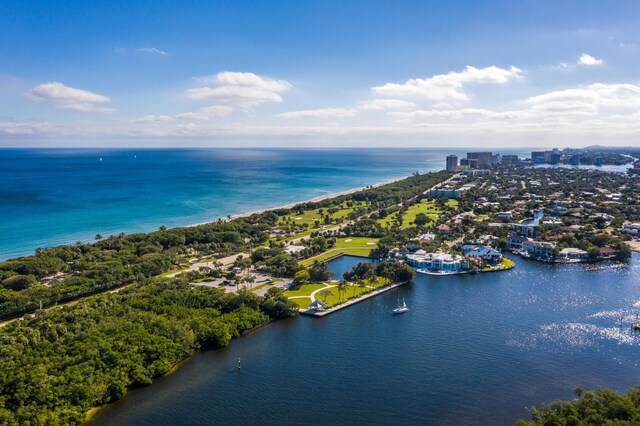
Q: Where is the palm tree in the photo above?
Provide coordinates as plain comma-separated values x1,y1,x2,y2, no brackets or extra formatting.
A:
95,234,103,241
357,279,367,295
337,280,348,302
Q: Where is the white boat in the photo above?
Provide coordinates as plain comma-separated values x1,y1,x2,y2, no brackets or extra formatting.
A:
393,295,409,314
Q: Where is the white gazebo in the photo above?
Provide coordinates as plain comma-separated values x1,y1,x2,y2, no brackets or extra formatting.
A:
308,299,328,311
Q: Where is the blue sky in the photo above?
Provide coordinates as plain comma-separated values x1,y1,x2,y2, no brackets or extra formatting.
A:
1,0,639,147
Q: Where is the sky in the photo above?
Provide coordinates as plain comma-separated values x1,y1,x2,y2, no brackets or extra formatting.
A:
1,0,639,148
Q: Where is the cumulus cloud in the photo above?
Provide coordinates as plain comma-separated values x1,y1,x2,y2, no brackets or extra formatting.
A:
27,82,116,113
371,65,523,103
136,47,168,56
358,99,417,111
578,53,603,66
277,108,355,119
187,72,291,109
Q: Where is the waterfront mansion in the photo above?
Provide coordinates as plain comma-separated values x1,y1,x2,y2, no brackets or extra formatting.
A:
405,250,469,272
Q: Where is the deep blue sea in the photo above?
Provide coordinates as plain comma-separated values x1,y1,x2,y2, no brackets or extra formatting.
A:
89,254,640,426
0,148,530,260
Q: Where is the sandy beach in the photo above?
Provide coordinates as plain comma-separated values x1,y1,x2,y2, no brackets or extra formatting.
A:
187,175,410,227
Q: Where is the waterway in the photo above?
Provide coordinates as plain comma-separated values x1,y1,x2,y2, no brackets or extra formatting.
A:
89,254,640,425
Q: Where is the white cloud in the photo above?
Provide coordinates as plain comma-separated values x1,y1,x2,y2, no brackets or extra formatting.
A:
523,83,640,109
0,122,36,135
136,47,168,56
26,82,116,113
132,115,175,123
132,105,234,123
371,65,523,103
358,99,417,111
187,72,291,109
175,105,234,120
277,108,355,119
578,53,603,66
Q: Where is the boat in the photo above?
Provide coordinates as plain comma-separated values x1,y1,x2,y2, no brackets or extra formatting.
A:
392,294,409,314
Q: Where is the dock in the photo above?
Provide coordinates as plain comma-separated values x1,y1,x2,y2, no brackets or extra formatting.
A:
300,280,409,317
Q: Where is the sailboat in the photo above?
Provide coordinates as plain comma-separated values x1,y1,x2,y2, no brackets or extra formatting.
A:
392,294,409,314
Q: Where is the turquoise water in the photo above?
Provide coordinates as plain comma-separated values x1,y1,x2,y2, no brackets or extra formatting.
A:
0,148,528,260
89,254,640,425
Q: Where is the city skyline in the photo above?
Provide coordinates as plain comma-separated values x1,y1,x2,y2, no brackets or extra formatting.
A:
1,1,640,147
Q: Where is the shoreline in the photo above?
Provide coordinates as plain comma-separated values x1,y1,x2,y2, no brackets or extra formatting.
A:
187,175,411,227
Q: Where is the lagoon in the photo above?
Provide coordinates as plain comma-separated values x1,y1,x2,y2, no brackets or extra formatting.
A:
89,253,640,425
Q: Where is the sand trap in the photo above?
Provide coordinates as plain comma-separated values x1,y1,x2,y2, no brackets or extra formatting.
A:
295,217,302,220
344,238,353,242
367,242,376,245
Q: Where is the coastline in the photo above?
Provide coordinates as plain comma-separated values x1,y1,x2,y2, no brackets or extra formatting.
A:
187,175,410,227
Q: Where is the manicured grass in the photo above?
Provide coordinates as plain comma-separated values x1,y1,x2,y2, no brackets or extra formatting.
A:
316,278,390,307
402,201,440,229
482,258,515,271
284,283,328,298
276,202,366,227
291,298,313,309
301,237,379,266
380,200,442,229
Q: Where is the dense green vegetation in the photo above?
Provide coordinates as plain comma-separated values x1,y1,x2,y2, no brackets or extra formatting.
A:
0,170,452,321
518,386,640,425
0,214,280,320
0,278,298,425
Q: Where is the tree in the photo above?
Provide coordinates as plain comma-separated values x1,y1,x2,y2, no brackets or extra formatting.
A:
337,280,348,302
294,269,310,284
414,213,429,226
318,289,332,302
95,234,103,241
2,274,38,290
309,262,334,282
588,246,601,260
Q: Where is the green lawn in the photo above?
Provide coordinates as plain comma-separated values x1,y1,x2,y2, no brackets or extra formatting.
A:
301,237,379,266
284,283,328,298
379,200,442,229
276,202,366,227
309,277,390,307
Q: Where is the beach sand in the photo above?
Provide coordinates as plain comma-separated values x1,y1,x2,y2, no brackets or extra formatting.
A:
188,175,409,227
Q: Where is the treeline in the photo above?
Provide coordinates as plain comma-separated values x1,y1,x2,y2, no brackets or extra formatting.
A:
0,213,279,320
0,278,298,425
517,386,640,425
292,171,453,213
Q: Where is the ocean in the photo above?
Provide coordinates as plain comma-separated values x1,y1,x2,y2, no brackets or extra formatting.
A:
0,148,528,260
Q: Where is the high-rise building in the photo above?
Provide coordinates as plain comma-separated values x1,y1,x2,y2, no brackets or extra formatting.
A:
570,154,580,166
531,151,549,164
460,158,479,169
446,155,458,171
501,155,520,166
549,152,561,165
467,152,494,168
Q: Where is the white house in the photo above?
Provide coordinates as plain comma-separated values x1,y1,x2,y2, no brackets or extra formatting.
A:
522,241,556,259
623,223,640,235
557,247,589,262
405,251,467,272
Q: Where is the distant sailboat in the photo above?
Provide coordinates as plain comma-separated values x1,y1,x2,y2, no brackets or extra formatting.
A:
99,157,103,162
392,294,409,314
